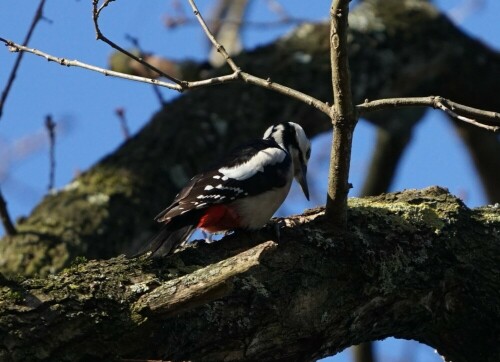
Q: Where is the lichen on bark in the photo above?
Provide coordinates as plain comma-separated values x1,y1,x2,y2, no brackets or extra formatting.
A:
1,187,499,362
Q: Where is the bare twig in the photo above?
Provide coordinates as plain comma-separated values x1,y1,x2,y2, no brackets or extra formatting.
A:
0,187,16,236
207,0,248,67
186,0,331,115
187,0,240,72
357,96,500,132
1,0,330,116
436,100,499,131
242,73,331,114
0,39,241,91
325,0,357,226
0,0,47,119
92,0,184,86
45,115,56,191
124,35,167,106
1,35,331,116
115,108,131,140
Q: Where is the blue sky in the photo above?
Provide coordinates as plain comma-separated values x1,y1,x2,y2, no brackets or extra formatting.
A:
1,1,499,361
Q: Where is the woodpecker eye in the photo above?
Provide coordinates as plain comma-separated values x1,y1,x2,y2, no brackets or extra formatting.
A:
306,148,311,160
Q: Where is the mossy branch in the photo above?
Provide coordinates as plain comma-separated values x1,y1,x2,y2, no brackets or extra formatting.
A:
1,188,499,362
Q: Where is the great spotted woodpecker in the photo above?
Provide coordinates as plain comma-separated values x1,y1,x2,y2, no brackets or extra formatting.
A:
141,122,311,257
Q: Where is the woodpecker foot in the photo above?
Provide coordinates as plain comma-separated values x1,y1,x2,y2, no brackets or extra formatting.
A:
273,220,285,242
259,220,283,242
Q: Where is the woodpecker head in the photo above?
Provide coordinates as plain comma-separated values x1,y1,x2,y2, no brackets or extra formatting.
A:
263,122,311,200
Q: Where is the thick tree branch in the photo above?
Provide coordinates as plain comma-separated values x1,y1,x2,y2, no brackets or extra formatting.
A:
1,188,499,362
134,240,277,316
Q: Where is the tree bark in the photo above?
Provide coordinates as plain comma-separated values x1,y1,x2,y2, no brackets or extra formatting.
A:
0,187,499,362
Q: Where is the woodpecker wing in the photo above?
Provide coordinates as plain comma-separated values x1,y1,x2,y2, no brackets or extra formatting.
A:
154,173,206,222
155,139,291,223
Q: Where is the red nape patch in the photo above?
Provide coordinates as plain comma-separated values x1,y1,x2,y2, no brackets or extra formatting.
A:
197,205,241,232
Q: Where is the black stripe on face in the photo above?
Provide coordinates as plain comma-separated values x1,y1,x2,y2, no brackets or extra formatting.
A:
281,123,302,158
265,122,307,164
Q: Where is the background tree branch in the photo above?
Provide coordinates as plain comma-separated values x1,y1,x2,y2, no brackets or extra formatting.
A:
1,187,499,362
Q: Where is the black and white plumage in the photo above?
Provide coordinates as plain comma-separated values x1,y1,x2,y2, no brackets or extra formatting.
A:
140,122,311,257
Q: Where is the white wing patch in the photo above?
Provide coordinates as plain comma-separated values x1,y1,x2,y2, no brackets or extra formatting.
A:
214,184,244,194
218,147,286,181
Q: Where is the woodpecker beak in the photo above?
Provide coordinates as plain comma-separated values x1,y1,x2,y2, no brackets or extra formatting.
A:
297,165,309,201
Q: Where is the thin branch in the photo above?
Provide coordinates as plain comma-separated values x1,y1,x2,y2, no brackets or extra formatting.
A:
0,39,242,91
0,0,46,235
1,1,331,117
187,0,240,72
329,0,355,121
325,0,357,226
239,72,331,115
115,107,131,140
0,38,178,91
207,0,248,67
45,115,56,191
186,0,331,114
357,96,500,132
0,187,16,236
0,37,331,117
0,0,47,119
124,34,167,106
91,0,185,86
6,0,496,146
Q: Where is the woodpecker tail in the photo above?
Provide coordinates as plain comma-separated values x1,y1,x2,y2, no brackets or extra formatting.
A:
135,223,195,258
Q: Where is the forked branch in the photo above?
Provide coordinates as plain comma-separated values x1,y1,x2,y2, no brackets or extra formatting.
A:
0,38,241,92
92,0,184,86
358,96,500,132
185,0,331,115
